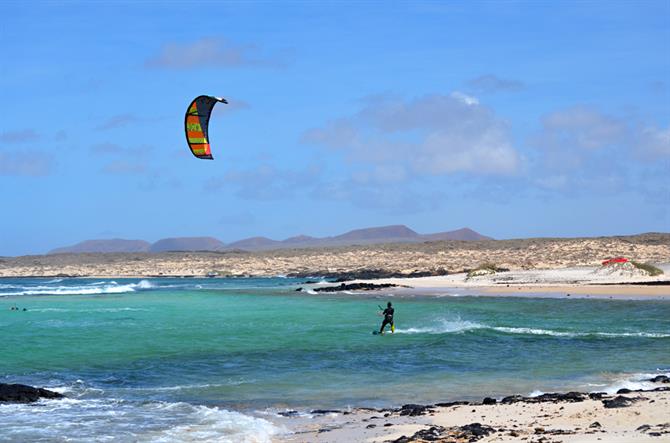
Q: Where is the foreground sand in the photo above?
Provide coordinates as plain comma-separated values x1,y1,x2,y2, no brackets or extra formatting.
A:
274,389,670,442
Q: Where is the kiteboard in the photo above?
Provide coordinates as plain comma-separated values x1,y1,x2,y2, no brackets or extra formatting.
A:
372,327,395,335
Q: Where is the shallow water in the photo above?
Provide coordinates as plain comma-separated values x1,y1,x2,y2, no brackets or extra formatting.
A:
1,277,669,442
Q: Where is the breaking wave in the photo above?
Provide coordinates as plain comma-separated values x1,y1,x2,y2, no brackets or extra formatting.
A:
1,280,155,296
394,317,669,338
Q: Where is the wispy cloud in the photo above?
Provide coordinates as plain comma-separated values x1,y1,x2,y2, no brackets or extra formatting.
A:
211,98,251,117
146,37,279,69
0,151,53,176
634,125,670,161
467,75,524,94
91,142,153,157
95,114,140,131
101,160,147,175
528,106,670,194
205,164,321,200
0,129,40,144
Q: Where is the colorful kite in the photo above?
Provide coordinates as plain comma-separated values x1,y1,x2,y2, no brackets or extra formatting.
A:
184,95,228,159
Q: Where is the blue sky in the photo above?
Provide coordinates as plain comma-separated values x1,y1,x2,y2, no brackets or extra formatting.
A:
1,1,669,256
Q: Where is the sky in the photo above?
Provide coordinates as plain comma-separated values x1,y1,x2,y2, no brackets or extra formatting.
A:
1,1,669,256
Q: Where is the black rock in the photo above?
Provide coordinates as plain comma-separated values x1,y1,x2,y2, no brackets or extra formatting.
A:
482,397,497,405
295,287,303,292
310,409,341,415
435,400,470,407
617,388,632,394
589,392,607,400
500,395,526,404
459,423,495,438
288,268,449,282
366,424,376,429
637,424,651,432
648,375,670,383
0,383,64,403
602,395,636,408
589,422,602,428
277,410,299,417
314,282,398,292
399,403,432,416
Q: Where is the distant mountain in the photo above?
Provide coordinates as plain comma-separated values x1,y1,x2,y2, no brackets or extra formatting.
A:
149,237,225,252
282,235,318,244
333,225,418,241
420,228,492,242
227,236,281,250
48,225,492,254
49,239,150,254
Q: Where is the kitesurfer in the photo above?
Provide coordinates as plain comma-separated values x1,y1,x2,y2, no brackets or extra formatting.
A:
379,302,395,334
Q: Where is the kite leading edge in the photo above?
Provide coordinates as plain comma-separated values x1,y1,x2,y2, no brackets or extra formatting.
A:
184,95,228,160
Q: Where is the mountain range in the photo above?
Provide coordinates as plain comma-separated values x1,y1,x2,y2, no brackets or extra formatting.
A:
48,225,491,254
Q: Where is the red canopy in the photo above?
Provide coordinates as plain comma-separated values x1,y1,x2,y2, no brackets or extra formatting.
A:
602,257,628,265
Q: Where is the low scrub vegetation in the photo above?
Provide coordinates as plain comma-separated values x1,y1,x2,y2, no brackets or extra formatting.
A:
467,262,508,279
630,261,664,276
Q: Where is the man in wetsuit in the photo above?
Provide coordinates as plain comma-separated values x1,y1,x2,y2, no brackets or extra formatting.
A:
379,302,395,334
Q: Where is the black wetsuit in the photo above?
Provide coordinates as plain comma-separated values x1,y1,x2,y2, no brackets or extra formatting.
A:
379,307,394,333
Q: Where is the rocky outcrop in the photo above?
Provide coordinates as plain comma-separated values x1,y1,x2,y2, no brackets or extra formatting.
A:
0,384,64,403
391,423,495,443
288,268,449,281
312,283,398,292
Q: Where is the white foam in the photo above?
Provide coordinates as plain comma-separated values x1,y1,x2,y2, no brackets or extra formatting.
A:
1,280,156,296
0,397,279,443
492,326,577,337
599,372,669,395
30,307,148,313
150,404,279,443
393,317,670,338
395,318,484,334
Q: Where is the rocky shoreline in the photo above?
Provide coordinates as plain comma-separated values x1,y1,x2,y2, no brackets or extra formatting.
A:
276,375,670,442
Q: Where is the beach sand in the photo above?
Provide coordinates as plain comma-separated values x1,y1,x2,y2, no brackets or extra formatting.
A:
275,389,670,442
310,264,670,298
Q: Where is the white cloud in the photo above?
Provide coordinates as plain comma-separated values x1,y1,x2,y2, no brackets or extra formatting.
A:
538,106,626,150
302,93,522,177
635,125,670,160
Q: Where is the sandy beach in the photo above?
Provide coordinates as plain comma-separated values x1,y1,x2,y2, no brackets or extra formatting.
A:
302,263,670,299
275,387,670,442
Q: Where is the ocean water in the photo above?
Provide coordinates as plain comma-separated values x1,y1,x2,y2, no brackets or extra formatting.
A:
1,277,669,442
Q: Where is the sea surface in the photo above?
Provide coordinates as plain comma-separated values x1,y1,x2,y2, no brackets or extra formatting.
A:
1,277,669,442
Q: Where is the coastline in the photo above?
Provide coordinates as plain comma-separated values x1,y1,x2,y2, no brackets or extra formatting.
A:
273,385,670,443
304,265,670,299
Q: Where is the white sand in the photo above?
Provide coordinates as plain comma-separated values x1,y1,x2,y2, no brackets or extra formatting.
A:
275,390,670,442
326,264,670,298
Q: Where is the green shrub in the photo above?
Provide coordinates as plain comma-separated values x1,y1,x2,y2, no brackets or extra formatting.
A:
467,262,499,278
630,261,664,276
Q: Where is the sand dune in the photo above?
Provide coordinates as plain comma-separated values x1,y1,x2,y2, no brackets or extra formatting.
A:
1,233,668,279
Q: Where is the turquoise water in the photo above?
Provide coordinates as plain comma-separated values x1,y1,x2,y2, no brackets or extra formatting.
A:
1,277,669,442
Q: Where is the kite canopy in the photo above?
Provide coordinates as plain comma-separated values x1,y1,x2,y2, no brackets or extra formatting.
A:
184,95,227,159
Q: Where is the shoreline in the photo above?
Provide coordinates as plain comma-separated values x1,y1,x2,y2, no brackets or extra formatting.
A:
272,383,670,442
